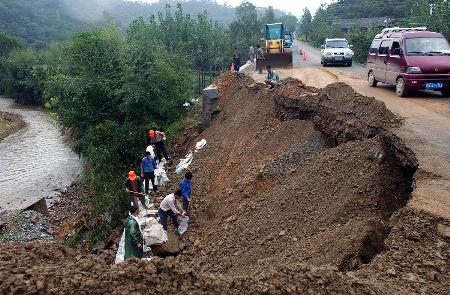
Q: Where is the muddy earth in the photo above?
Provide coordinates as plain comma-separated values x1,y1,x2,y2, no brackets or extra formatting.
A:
0,74,449,294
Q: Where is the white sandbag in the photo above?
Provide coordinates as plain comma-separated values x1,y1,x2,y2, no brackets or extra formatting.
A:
146,145,155,158
178,216,189,235
143,217,168,245
155,167,169,187
175,152,193,174
195,139,207,152
114,231,126,264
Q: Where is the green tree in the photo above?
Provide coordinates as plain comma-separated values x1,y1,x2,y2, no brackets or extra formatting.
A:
279,14,298,33
260,6,276,25
299,8,312,41
230,1,260,49
407,0,450,39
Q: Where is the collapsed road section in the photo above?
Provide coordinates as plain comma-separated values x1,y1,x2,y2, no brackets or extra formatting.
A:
0,73,448,294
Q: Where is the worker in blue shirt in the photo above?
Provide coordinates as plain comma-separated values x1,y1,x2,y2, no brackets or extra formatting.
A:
265,65,279,89
141,151,158,195
179,172,193,216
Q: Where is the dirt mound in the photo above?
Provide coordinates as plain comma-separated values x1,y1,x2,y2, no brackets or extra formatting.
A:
176,73,415,275
275,81,401,145
0,73,448,294
0,243,366,294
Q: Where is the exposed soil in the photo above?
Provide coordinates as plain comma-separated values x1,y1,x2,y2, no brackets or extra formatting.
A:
0,73,449,294
0,111,25,141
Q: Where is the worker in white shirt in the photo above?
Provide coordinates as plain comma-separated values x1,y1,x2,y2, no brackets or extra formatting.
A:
158,189,184,231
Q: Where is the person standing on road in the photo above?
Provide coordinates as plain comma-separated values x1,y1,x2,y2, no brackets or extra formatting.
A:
141,151,158,195
124,205,144,260
151,128,170,162
256,44,265,74
265,65,280,89
233,48,242,72
124,171,148,210
158,190,184,232
249,45,255,62
179,172,193,216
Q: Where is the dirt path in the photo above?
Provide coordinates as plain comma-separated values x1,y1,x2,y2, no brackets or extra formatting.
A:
251,66,450,220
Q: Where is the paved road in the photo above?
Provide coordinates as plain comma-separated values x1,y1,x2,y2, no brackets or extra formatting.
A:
0,98,83,213
293,40,367,77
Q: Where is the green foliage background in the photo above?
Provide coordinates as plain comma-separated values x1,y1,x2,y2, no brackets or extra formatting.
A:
0,0,300,243
0,3,240,243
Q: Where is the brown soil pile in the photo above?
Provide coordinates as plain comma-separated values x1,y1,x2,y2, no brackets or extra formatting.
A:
0,73,448,294
177,73,416,274
0,111,25,141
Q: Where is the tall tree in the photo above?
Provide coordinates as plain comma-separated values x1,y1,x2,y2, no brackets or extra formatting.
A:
299,8,312,41
279,14,298,33
260,6,276,25
230,1,260,48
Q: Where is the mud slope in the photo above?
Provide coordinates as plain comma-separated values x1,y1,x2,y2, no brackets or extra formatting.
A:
0,74,448,294
176,73,417,276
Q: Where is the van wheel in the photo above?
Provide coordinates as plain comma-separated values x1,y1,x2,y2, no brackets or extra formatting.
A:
442,89,450,97
368,71,378,87
347,62,352,67
396,77,408,97
322,61,327,67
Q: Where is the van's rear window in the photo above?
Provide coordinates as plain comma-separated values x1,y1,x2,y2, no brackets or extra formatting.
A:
405,38,450,55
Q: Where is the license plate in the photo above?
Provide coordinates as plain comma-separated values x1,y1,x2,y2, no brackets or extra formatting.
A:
426,82,443,90
334,56,343,61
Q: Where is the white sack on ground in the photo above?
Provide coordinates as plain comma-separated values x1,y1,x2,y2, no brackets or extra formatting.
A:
178,216,189,235
143,217,168,245
195,139,207,152
175,152,193,174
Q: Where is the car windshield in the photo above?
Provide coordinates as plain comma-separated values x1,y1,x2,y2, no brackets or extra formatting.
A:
326,40,349,48
284,34,292,41
405,37,450,55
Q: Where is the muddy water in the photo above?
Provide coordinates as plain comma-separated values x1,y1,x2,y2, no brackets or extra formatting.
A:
0,98,83,212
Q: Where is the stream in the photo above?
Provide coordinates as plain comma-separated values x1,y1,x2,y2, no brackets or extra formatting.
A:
0,98,83,213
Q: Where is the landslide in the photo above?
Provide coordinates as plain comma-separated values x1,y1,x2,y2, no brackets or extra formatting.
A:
178,73,417,276
1,73,449,294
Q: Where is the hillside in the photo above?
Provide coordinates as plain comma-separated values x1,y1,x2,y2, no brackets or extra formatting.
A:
326,0,417,20
0,0,288,46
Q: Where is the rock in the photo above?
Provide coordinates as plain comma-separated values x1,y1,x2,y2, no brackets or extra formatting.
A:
226,216,234,223
279,230,286,236
425,271,437,281
30,215,40,223
404,273,419,283
436,224,450,238
406,230,421,241
45,227,55,235
386,268,396,276
151,232,181,257
292,237,298,242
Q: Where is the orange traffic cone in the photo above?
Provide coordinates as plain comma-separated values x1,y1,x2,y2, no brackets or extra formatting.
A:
303,51,307,61
230,63,235,73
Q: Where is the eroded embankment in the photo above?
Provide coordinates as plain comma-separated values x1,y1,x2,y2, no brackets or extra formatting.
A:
0,74,449,295
175,73,418,275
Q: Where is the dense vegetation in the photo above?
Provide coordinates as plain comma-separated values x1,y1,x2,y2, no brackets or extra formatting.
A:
299,0,450,63
0,3,236,242
1,1,287,243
